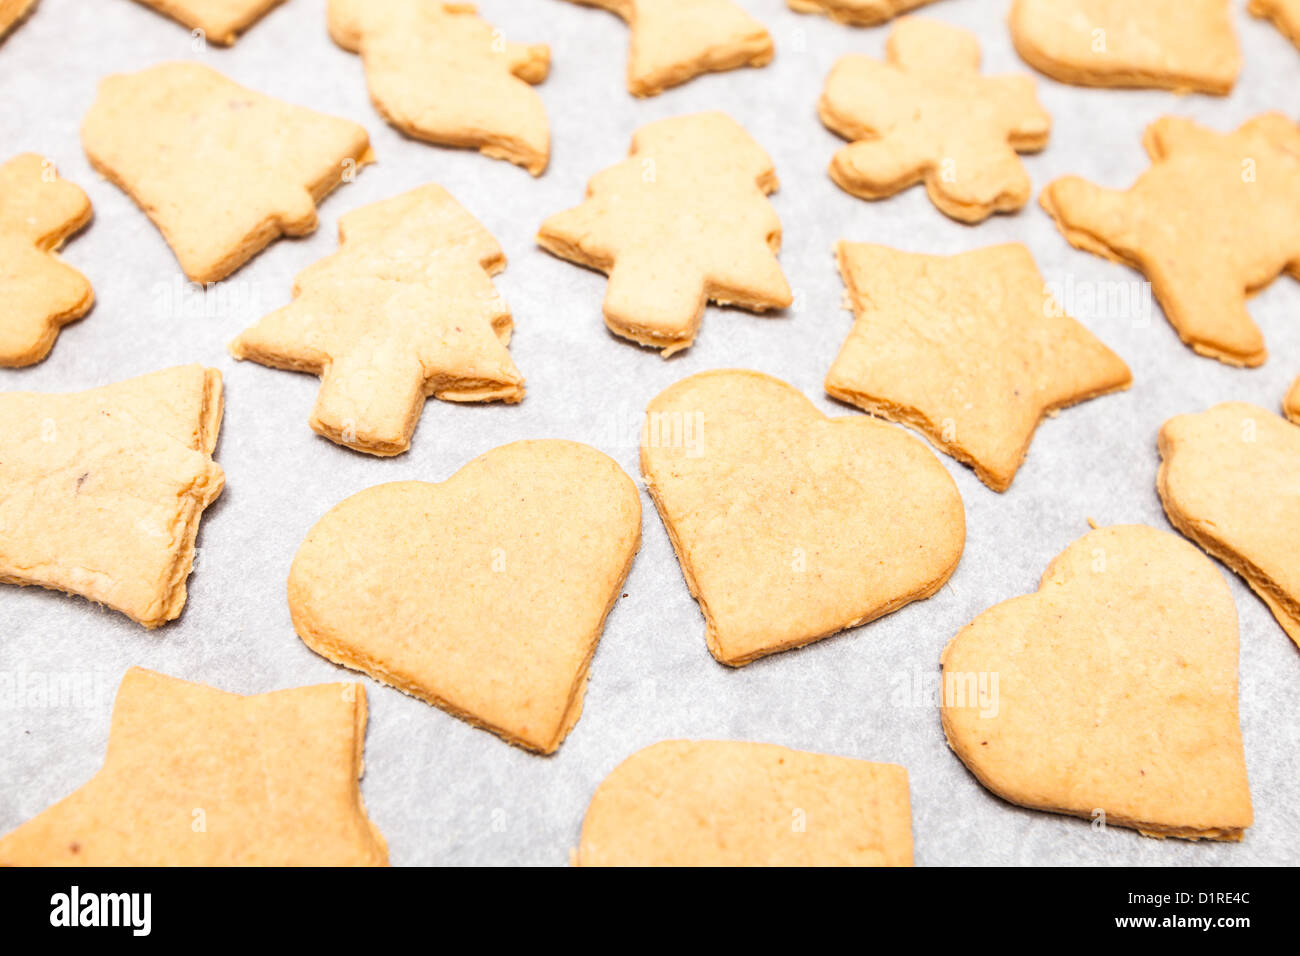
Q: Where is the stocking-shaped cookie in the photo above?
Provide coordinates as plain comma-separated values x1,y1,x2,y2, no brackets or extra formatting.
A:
82,62,372,283
942,525,1252,841
231,184,523,456
538,112,791,355
788,0,937,27
0,366,224,627
819,18,1050,223
1252,0,1300,51
0,153,93,366
560,0,773,96
329,1,550,175
0,668,388,865
131,0,288,44
1042,114,1300,367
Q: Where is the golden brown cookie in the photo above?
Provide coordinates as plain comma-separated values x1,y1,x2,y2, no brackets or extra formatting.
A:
1158,403,1300,648
577,740,913,866
788,0,937,27
0,153,93,367
288,440,641,755
538,112,791,356
941,524,1252,841
82,62,372,284
329,1,550,175
641,370,964,666
0,366,224,628
0,668,388,865
1252,0,1300,50
131,0,287,44
1041,114,1300,368
1010,0,1241,94
1286,376,1300,424
560,0,773,96
819,17,1050,223
230,184,524,457
825,242,1131,492
0,0,37,41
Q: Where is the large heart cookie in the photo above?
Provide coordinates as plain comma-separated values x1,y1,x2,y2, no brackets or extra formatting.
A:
288,440,640,754
941,524,1252,840
641,370,964,666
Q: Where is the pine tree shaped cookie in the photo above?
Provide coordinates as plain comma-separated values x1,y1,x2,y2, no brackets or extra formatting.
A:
0,153,93,367
819,17,1050,223
537,112,791,356
231,184,524,456
1041,114,1300,367
329,0,551,175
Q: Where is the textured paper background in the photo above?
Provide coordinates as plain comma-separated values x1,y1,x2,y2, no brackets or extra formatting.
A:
1,0,1298,866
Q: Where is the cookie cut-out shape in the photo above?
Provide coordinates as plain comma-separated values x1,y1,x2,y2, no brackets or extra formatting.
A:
538,112,791,356
561,0,773,96
826,243,1131,492
819,17,1050,223
577,740,913,866
132,0,287,45
230,184,524,457
0,668,388,865
1252,0,1300,50
0,366,224,628
1010,0,1241,94
289,440,641,754
329,1,550,175
1041,114,1300,367
788,0,937,27
82,62,373,284
942,524,1252,841
1286,376,1300,424
1159,403,1300,648
0,0,37,41
0,153,93,367
642,370,964,666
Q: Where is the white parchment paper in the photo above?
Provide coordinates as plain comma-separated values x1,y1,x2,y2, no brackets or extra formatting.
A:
1,0,1298,866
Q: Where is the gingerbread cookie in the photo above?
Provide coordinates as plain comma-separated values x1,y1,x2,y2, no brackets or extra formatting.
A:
538,112,791,356
788,0,937,27
131,0,287,45
0,153,93,367
641,370,964,666
288,440,640,754
826,243,1131,492
577,740,913,866
1042,115,1300,367
0,0,37,41
0,668,388,865
1159,403,1300,648
1286,376,1300,424
560,0,773,96
82,62,372,283
329,1,550,175
942,524,1252,841
819,17,1050,223
1010,0,1240,94
1252,0,1300,50
230,184,523,457
0,366,224,628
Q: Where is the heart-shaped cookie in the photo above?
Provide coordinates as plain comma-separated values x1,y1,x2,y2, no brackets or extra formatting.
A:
941,524,1252,840
288,440,641,754
641,369,964,666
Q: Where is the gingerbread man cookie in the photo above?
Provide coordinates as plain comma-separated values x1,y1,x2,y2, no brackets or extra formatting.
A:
788,0,938,27
538,112,791,356
131,0,287,44
82,62,372,283
0,153,93,367
1252,0,1300,51
819,17,1050,223
231,184,524,457
329,1,550,175
1042,114,1300,367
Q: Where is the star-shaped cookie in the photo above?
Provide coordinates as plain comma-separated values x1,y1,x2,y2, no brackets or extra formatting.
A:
0,668,388,865
230,183,524,457
0,365,224,628
788,0,938,27
825,243,1131,492
1041,114,1300,367
0,153,93,367
131,0,287,44
560,0,773,96
329,0,550,175
1252,0,1300,51
537,112,791,356
82,61,373,283
819,17,1050,223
